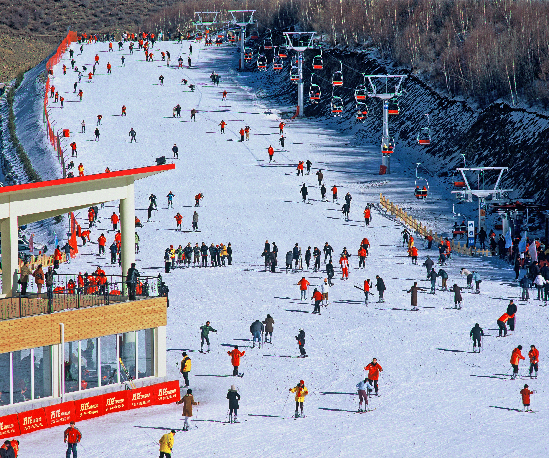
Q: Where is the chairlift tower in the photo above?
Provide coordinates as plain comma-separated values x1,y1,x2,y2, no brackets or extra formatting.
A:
364,75,406,174
283,32,316,118
194,12,220,41
451,167,513,231
228,10,256,71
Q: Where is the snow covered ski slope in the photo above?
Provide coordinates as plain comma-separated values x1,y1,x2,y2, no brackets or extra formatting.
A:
24,38,548,457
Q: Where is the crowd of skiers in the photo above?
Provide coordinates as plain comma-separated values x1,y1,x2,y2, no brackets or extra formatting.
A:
163,242,232,272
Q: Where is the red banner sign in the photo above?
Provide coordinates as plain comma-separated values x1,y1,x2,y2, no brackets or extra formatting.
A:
18,408,47,434
127,386,153,410
154,381,180,405
103,390,128,414
74,395,104,421
45,401,75,427
0,414,20,439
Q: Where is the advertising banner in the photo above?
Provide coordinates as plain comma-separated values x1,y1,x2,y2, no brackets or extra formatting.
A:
103,390,128,415
154,381,180,405
0,414,20,439
127,386,153,410
45,401,75,427
18,408,47,434
74,395,104,421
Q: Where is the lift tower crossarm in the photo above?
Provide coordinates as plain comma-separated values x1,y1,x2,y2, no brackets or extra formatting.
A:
228,10,256,71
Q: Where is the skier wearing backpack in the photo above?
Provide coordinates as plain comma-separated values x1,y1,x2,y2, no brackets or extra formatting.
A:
250,320,264,348
263,314,274,343
470,323,484,352
289,380,308,418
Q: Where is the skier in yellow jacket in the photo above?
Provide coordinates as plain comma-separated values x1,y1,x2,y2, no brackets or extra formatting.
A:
289,380,309,418
159,429,176,457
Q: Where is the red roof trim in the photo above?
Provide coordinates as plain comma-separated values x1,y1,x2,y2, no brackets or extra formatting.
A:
0,164,175,194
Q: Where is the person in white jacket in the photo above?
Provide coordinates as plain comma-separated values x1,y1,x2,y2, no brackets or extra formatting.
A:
321,278,330,306
356,378,373,412
533,274,545,300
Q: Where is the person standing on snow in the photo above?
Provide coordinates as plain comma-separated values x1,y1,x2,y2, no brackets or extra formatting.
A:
167,191,175,209
172,144,179,158
292,243,301,270
158,430,176,457
340,254,349,280
356,378,371,412
227,385,241,423
128,127,136,142
470,323,484,352
510,345,526,379
219,120,226,133
250,320,264,348
364,358,383,396
497,312,510,337
320,183,326,201
520,384,535,411
313,247,322,272
407,282,424,311
263,314,274,343
305,160,312,175
326,260,335,286
321,278,330,305
268,145,274,162
200,321,217,352
428,268,438,294
297,277,310,300
296,329,306,357
192,211,199,231
529,345,539,378
180,352,191,387
176,389,199,431
228,346,245,376
285,250,293,273
300,183,308,203
323,242,333,263
451,283,463,308
375,275,386,302
507,300,517,332
94,127,100,141
312,288,323,314
331,185,338,202
64,421,82,458
290,380,309,418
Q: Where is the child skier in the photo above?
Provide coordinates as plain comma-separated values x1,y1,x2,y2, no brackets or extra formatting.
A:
289,380,308,418
520,384,534,411
227,385,240,423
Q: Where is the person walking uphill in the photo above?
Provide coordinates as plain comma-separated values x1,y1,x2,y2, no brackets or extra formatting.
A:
250,319,264,348
227,385,240,423
297,277,310,300
289,380,308,418
176,389,199,431
511,345,526,379
364,358,383,395
263,314,274,343
470,323,484,352
180,352,191,387
64,421,82,458
158,430,176,458
228,346,245,376
200,321,217,352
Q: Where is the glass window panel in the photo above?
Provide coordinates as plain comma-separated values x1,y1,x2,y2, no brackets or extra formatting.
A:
64,342,79,393
119,332,136,381
0,353,10,405
33,346,52,400
81,338,98,390
12,349,31,403
101,335,118,386
137,329,154,379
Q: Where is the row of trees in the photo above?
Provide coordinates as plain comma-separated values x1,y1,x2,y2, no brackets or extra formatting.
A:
144,0,549,107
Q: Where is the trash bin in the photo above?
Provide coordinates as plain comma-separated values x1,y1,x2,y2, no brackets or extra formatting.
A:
156,156,166,165
379,165,387,175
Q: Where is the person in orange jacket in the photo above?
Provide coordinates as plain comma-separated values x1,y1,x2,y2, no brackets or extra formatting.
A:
267,145,274,162
98,233,106,255
77,163,84,176
364,206,371,225
78,89,83,101
497,312,509,337
107,62,112,74
95,54,100,63
175,212,183,231
312,288,323,314
297,277,310,300
70,142,77,157
358,246,367,268
363,278,372,304
10,439,19,457
364,358,383,395
520,384,535,411
88,207,95,227
110,212,119,231
222,90,227,100
64,421,82,458
529,345,539,378
296,161,304,176
331,185,338,202
511,345,525,379
228,345,245,376
410,246,418,264
239,127,245,142
219,120,226,133
194,193,203,207
279,121,285,134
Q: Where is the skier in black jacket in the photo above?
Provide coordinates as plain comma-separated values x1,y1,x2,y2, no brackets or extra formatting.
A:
470,323,484,352
507,300,517,331
326,261,335,286
323,242,333,263
375,275,386,302
227,386,240,423
296,329,306,357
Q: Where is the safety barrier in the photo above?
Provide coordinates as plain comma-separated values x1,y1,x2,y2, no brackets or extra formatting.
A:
379,193,492,257
0,380,179,438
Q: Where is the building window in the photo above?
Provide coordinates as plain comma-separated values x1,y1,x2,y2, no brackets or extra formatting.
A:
137,329,154,379
12,350,31,403
64,342,79,393
33,346,53,399
0,353,10,406
119,332,136,381
100,334,118,386
81,338,98,390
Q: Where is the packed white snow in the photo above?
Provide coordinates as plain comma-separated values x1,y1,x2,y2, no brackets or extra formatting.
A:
18,38,548,457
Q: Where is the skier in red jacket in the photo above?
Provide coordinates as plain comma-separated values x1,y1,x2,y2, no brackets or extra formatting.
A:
312,288,323,314
228,346,245,376
364,358,383,395
520,384,534,411
510,345,525,379
529,345,539,378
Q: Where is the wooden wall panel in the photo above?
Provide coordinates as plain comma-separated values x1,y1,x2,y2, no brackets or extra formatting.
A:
0,297,167,353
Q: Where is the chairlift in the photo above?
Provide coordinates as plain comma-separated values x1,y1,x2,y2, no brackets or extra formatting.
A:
278,46,288,59
228,32,236,43
309,75,321,102
388,97,399,115
250,30,259,40
244,48,253,61
414,163,429,199
263,38,273,50
312,51,323,70
273,55,283,71
290,65,299,82
356,102,368,121
332,63,343,87
354,84,367,102
331,96,344,116
382,137,394,154
257,54,267,71
417,114,431,145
